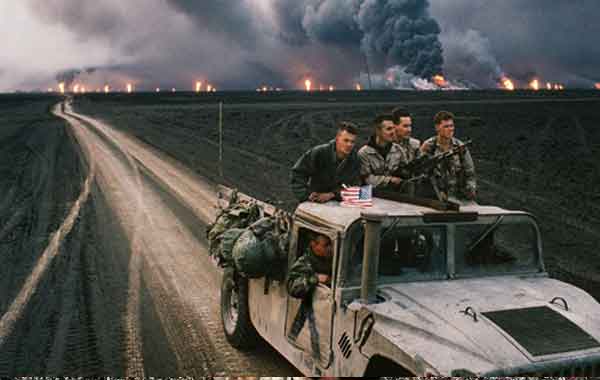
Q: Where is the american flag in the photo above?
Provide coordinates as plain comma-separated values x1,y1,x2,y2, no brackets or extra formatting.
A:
340,185,373,208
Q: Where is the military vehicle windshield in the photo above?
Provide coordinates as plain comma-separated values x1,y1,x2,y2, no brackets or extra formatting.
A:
455,215,540,276
347,214,540,285
348,223,448,285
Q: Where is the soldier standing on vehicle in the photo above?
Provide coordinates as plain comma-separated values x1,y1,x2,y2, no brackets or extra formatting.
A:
290,122,362,203
392,106,421,161
421,111,477,201
358,114,408,191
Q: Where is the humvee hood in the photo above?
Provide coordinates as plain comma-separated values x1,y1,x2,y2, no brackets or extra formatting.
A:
362,275,600,375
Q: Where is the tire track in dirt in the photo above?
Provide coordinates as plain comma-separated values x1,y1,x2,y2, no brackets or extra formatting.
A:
64,103,298,375
0,133,95,351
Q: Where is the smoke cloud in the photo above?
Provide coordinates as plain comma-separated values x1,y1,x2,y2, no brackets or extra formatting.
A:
1,0,599,90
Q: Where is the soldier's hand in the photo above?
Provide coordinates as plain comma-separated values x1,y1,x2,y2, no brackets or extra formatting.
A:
308,192,319,202
314,192,335,203
317,274,330,283
390,177,403,185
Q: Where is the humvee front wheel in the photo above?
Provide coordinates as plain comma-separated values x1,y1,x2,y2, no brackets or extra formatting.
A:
220,268,259,348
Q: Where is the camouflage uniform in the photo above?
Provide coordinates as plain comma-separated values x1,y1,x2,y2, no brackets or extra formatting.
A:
421,136,477,200
396,137,421,196
287,246,332,299
358,136,409,191
397,137,421,162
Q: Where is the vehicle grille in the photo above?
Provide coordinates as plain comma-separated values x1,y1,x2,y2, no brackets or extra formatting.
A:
483,306,600,356
519,361,600,377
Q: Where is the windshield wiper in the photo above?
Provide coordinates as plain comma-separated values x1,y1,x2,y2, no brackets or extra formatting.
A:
466,216,504,255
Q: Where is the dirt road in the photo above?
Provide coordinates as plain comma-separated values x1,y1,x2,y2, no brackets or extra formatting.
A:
6,102,298,376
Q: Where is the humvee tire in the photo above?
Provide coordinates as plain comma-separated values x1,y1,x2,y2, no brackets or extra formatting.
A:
220,268,259,348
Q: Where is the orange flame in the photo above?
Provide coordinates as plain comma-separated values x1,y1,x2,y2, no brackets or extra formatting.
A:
104,85,110,93
595,83,600,90
305,79,312,92
206,84,212,92
546,82,552,90
529,79,540,91
58,82,65,94
195,81,202,92
433,75,448,87
355,83,362,91
501,77,515,91
126,83,133,93
329,85,334,92
73,84,80,93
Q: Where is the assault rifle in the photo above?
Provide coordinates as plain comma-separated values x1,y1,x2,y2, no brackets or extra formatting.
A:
395,139,472,180
393,139,472,202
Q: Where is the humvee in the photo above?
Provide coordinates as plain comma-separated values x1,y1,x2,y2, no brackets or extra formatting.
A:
217,186,600,377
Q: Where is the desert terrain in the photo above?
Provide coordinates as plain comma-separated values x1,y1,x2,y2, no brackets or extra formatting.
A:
1,90,599,376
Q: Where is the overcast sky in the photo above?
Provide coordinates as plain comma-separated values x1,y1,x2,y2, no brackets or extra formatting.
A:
1,1,599,91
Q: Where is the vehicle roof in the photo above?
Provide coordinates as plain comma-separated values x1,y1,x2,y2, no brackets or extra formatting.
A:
294,197,526,232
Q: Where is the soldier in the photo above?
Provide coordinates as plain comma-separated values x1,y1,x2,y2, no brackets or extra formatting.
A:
290,121,362,203
421,111,477,201
358,114,408,191
287,233,333,359
287,233,333,298
392,106,421,161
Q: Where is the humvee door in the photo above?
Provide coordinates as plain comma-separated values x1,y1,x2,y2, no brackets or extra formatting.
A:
285,221,337,368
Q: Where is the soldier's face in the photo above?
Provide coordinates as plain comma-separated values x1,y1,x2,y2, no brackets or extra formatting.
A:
335,130,357,156
436,119,455,139
377,120,396,143
395,117,412,140
311,236,332,257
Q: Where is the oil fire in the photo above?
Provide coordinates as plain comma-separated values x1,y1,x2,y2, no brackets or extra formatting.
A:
433,75,448,87
329,85,334,92
126,83,133,93
355,83,362,91
529,79,540,91
195,81,202,93
501,77,515,91
305,79,312,92
58,82,65,94
206,84,212,92
547,82,552,90
595,83,600,90
104,85,110,94
156,88,160,92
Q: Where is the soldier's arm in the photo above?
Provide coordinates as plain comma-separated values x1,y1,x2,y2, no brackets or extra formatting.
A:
462,148,477,193
290,149,317,202
286,256,318,299
358,150,394,187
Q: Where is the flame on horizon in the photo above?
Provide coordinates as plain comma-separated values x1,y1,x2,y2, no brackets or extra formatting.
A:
206,84,212,92
156,88,160,92
529,79,540,91
305,79,312,92
355,83,362,91
595,83,600,90
104,85,110,93
329,85,334,92
127,83,133,93
58,82,65,94
196,81,202,93
501,77,515,91
433,75,448,87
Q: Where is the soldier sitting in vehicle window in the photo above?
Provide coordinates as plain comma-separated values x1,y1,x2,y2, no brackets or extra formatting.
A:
287,233,333,298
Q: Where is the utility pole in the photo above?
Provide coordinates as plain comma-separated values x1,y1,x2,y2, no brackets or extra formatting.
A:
219,101,223,178
364,53,373,90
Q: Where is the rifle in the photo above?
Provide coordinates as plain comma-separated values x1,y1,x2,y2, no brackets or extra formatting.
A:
395,139,472,179
393,140,472,202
